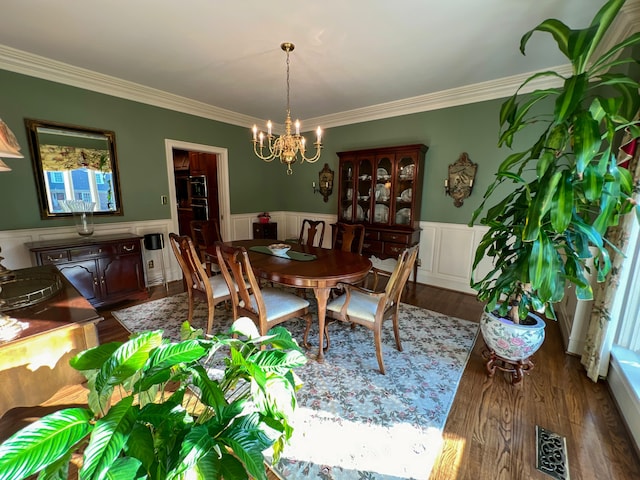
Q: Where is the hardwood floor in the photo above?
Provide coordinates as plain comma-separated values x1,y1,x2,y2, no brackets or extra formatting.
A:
2,281,639,479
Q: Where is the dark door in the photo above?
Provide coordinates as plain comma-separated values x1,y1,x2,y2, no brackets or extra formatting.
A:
173,149,220,237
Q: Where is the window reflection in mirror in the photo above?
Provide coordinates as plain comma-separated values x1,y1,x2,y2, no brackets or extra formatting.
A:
25,119,123,218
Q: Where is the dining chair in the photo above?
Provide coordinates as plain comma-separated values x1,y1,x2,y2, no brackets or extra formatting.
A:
190,219,222,275
169,233,234,335
298,219,326,247
325,244,419,374
331,222,365,254
215,242,313,338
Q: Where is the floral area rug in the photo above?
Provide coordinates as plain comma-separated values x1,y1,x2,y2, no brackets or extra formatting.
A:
113,292,478,480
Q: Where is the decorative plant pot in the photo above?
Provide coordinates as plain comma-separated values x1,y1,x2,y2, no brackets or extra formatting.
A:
481,309,546,361
480,309,546,384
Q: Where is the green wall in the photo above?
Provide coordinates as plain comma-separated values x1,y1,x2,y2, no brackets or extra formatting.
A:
0,67,537,230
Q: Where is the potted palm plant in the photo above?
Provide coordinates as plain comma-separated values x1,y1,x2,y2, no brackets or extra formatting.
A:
0,318,306,480
470,0,640,381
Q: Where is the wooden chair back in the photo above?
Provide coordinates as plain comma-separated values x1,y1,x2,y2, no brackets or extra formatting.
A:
383,244,419,308
326,244,419,374
190,220,222,261
215,242,311,336
298,219,326,247
331,222,365,254
169,232,231,334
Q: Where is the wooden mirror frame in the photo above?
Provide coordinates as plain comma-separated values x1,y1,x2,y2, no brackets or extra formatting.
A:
25,119,123,218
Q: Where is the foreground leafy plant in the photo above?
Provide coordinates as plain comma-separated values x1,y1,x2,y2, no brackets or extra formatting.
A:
0,318,306,480
471,0,640,323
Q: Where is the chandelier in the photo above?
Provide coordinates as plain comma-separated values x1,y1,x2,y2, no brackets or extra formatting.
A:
252,42,322,175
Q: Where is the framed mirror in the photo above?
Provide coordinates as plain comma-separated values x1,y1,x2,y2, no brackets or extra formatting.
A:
25,119,123,218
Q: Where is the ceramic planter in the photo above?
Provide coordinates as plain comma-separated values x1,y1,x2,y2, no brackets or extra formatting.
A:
480,309,546,362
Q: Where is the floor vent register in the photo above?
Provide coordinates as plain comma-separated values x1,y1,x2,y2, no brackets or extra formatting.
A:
536,425,570,480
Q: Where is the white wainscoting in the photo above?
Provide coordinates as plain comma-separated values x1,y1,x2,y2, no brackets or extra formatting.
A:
1,215,490,294
229,214,490,294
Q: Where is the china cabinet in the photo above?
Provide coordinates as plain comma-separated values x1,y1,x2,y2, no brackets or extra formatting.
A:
337,144,427,271
26,233,147,308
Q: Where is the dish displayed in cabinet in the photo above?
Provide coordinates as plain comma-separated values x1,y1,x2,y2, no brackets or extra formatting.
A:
401,188,412,202
345,204,365,221
374,204,389,223
399,164,415,180
375,184,390,201
395,208,411,224
377,168,390,180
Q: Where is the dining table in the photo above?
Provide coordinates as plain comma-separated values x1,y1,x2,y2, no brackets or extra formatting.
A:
204,239,372,362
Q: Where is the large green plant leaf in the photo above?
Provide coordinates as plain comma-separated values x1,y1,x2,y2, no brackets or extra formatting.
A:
94,331,163,396
580,0,626,69
520,18,570,58
135,339,207,392
573,110,602,175
70,342,121,371
169,424,215,479
103,457,143,480
554,74,588,124
124,422,156,475
80,396,138,480
551,170,574,232
0,408,92,480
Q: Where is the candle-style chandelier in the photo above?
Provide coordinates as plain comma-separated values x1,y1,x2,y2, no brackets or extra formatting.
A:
252,42,322,175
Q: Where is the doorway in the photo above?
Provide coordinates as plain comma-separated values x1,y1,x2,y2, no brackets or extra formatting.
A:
164,139,231,241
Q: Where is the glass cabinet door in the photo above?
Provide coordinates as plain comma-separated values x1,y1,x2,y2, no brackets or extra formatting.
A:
373,154,393,224
354,156,373,222
339,160,355,222
393,152,417,225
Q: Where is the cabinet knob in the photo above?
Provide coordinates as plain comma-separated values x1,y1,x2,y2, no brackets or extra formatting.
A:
123,245,135,252
46,253,63,262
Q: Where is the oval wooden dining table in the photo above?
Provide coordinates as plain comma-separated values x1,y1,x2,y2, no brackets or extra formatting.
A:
204,239,372,362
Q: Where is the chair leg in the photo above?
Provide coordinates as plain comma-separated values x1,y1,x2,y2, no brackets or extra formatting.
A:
373,328,386,374
392,313,403,352
187,290,195,324
206,299,215,335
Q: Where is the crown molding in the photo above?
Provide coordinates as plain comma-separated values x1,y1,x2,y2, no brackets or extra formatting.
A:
0,45,260,129
0,0,637,131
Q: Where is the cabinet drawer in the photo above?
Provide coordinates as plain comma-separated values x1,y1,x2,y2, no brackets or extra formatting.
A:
38,249,70,265
364,230,380,241
384,243,408,257
380,231,412,244
70,245,115,260
362,239,383,256
117,241,141,255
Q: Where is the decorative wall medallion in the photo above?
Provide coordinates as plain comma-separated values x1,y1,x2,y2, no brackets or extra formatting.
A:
445,152,477,207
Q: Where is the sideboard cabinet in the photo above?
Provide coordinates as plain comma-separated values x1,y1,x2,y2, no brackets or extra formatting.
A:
26,233,148,308
337,144,428,265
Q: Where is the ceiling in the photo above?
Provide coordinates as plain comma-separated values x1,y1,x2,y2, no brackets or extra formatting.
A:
1,1,638,130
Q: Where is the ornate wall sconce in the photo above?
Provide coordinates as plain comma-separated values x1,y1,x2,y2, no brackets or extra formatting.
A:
313,163,334,202
445,152,477,207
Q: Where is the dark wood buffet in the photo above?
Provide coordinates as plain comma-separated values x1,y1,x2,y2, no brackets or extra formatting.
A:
26,233,148,308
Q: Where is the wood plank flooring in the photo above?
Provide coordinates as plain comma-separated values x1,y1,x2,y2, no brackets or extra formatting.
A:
2,281,639,479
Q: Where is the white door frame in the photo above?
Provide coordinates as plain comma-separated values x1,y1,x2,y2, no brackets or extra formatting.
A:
164,139,231,241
